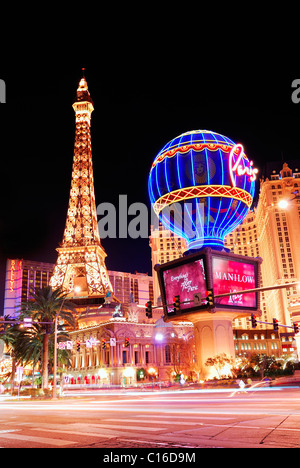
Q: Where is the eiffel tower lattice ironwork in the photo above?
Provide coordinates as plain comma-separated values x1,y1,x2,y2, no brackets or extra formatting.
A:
50,74,114,299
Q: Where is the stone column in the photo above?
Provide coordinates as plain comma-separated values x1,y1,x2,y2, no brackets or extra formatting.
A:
191,311,235,379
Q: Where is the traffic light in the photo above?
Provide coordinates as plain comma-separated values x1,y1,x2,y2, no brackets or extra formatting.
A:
0,317,4,334
251,313,257,328
102,338,106,349
173,295,180,313
125,337,130,347
293,322,299,334
76,340,81,352
145,301,152,319
206,290,214,308
273,318,279,331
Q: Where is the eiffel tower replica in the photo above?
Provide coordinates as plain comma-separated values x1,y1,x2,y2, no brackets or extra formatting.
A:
50,72,115,306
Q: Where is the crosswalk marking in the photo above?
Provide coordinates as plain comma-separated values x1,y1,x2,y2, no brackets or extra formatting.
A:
135,414,235,421
105,418,203,426
82,423,166,432
37,428,116,439
0,414,237,447
0,432,75,447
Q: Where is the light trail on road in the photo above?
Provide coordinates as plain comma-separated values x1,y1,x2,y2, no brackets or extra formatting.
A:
1,389,300,447
1,390,300,417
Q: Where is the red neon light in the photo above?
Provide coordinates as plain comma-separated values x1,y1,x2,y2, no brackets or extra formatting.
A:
10,260,16,292
229,144,258,187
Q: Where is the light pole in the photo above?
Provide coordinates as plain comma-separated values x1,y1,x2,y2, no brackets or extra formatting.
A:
52,314,59,399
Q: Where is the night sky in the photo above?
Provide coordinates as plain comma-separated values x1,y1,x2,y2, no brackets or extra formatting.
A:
1,44,300,311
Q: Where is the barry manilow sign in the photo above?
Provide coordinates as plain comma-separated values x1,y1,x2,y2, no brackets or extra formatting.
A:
155,248,261,318
212,256,256,308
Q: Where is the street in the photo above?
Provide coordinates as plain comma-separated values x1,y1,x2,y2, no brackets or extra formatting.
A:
0,387,300,448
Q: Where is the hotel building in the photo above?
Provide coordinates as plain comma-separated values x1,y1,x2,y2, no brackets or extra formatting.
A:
3,259,55,317
224,161,300,330
3,259,154,319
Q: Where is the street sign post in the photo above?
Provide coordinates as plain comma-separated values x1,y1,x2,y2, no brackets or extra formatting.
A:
16,366,23,383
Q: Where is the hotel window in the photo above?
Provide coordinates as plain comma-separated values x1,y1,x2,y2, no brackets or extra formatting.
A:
122,350,128,364
165,345,171,363
42,271,48,287
124,277,130,303
22,269,28,301
35,270,41,287
149,282,154,302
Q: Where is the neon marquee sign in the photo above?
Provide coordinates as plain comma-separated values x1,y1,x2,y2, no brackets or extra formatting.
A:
229,144,258,187
10,260,16,292
149,130,258,250
9,259,22,293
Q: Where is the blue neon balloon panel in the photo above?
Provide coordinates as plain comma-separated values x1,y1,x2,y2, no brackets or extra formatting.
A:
148,130,257,251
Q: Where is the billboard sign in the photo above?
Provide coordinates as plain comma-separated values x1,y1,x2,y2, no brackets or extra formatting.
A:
212,256,257,310
162,258,207,314
155,248,261,319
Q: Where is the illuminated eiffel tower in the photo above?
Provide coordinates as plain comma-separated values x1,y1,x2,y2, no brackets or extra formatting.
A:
50,72,114,303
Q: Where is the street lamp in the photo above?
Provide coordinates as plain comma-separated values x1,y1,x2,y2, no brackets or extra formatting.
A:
52,313,59,400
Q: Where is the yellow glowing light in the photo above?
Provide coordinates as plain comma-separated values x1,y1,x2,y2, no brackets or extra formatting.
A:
278,199,289,209
98,369,108,379
123,367,135,378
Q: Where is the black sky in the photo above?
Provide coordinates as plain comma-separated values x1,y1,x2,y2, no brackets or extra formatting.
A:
1,38,300,311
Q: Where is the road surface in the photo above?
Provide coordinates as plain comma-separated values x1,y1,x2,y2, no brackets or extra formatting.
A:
0,387,300,448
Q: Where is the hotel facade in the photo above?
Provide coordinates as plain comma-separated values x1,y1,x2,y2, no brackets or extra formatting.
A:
224,161,300,333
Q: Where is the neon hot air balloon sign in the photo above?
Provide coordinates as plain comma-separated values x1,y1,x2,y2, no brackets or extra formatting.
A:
148,130,258,251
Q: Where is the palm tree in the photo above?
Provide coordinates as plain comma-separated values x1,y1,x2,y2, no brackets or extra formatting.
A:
14,324,73,388
0,316,21,392
13,322,43,387
20,286,76,391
